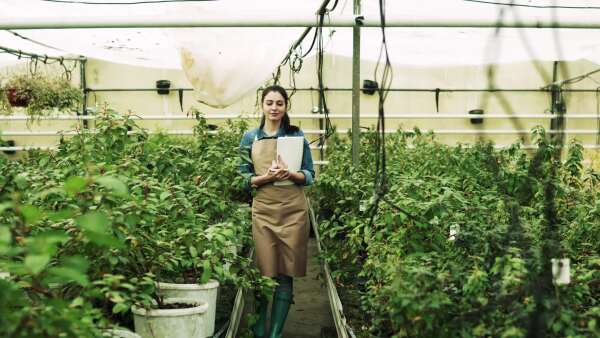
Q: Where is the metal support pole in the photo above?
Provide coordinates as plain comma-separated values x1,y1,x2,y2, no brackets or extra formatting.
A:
80,58,89,129
550,62,566,150
351,0,361,168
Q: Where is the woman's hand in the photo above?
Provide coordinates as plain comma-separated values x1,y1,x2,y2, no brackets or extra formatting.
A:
264,160,281,182
271,155,290,181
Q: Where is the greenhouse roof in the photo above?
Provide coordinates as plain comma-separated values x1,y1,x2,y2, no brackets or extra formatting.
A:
2,0,600,67
2,0,600,106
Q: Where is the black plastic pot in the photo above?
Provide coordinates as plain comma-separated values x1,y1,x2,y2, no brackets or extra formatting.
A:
469,109,484,124
156,80,171,95
362,79,378,95
1,140,16,155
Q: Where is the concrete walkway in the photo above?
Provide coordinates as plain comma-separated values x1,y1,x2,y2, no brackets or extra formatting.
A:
282,238,334,338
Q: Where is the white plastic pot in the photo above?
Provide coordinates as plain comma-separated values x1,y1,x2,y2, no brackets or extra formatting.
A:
103,328,142,338
132,298,208,338
157,280,219,337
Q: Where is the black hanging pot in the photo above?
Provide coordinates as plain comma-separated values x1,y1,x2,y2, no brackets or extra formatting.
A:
469,109,484,124
156,80,171,95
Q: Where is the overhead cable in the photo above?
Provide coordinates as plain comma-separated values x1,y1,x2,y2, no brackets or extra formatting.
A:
5,30,65,51
464,0,600,10
39,0,215,4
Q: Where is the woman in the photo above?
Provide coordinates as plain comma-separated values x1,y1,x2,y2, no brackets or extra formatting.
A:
239,85,315,338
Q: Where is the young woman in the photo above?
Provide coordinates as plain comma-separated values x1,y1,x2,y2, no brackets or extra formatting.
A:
239,85,315,338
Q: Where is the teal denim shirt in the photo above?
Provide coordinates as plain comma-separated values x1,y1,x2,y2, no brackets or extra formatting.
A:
239,127,315,189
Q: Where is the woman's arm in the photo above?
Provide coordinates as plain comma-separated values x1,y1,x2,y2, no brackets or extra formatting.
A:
286,171,306,185
251,171,277,187
298,133,315,186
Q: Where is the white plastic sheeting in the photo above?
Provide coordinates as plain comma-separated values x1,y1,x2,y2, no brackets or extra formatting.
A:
2,0,600,107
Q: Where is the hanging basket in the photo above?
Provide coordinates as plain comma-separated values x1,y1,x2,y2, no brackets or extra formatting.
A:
5,88,30,107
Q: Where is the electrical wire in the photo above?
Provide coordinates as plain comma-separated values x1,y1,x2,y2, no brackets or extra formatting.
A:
367,0,397,225
310,7,335,145
464,0,600,10
39,0,215,4
6,30,65,51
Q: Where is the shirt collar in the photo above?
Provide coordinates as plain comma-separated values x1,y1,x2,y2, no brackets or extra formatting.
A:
257,126,285,139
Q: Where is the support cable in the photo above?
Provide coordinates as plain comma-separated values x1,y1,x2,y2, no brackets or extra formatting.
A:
39,0,216,4
266,0,337,148
464,0,600,10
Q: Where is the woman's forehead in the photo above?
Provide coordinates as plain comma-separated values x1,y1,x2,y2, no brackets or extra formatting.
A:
264,91,285,102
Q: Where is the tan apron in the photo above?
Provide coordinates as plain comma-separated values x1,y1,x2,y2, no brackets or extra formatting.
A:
251,137,309,277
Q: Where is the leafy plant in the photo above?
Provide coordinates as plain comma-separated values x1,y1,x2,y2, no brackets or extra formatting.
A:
0,73,83,123
313,128,600,337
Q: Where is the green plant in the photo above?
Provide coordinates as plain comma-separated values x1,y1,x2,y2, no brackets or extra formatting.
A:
313,128,600,337
0,108,272,333
1,73,83,123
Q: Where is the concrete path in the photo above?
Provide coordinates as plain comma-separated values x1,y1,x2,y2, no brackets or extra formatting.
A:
282,238,334,338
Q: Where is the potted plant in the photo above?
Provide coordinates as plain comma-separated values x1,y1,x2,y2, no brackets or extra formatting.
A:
0,73,83,123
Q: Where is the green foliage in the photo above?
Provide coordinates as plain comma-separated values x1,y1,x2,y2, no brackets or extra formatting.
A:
0,110,268,334
313,129,600,337
0,73,83,123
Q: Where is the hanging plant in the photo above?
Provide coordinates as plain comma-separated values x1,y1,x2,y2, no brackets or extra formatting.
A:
0,73,83,123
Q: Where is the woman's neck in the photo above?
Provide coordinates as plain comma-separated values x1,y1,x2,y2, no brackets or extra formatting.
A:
263,120,281,135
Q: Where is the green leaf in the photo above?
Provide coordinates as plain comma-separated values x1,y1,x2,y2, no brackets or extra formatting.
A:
86,232,124,248
95,176,128,197
48,266,89,286
200,260,212,284
25,254,51,275
189,246,198,258
0,202,13,215
0,226,10,245
160,192,170,201
47,209,74,222
21,205,42,225
124,214,140,227
77,212,109,234
14,174,29,190
70,297,85,308
64,176,87,195
113,302,129,314
76,212,124,248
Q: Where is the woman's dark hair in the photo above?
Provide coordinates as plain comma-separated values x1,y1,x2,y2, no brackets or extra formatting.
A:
259,85,299,134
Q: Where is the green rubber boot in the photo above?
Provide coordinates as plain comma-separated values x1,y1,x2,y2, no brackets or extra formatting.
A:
252,295,269,338
268,290,293,338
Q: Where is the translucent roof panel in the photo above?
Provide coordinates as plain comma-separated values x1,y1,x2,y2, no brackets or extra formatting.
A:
2,0,600,106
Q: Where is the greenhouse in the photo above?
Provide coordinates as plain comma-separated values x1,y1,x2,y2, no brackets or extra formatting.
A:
1,0,599,337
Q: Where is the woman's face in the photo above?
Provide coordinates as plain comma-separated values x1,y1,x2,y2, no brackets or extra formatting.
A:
262,91,287,123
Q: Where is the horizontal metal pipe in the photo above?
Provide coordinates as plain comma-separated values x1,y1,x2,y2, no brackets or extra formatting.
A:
86,88,194,92
0,145,326,151
3,128,600,136
313,128,600,135
291,88,599,93
85,87,600,93
2,113,600,121
0,44,85,61
2,16,600,29
5,143,600,153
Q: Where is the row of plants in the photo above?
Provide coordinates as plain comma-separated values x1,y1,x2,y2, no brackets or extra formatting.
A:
0,72,83,122
0,109,267,337
313,128,600,337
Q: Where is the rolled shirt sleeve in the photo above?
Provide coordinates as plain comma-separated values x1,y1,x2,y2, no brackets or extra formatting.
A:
239,131,255,189
298,131,315,186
